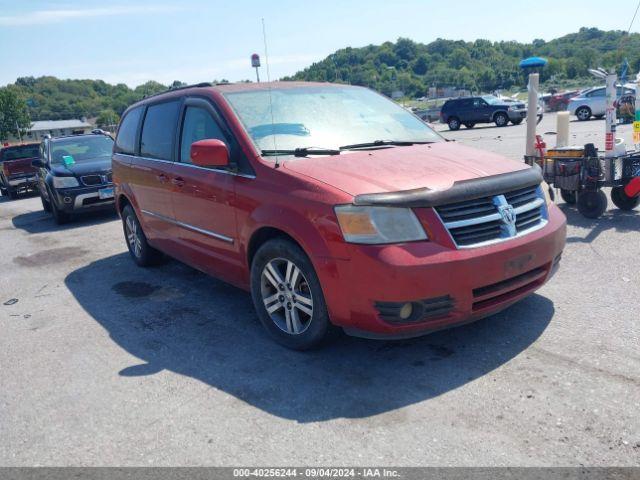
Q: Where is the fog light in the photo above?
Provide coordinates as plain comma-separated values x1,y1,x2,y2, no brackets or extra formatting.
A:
63,196,72,204
399,303,413,320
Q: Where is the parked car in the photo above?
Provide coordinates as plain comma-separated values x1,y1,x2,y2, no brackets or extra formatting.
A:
546,90,579,112
568,86,634,121
440,95,527,130
113,82,566,350
0,143,39,199
32,132,115,224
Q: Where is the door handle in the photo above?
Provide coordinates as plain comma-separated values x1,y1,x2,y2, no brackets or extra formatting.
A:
172,176,185,187
157,173,169,183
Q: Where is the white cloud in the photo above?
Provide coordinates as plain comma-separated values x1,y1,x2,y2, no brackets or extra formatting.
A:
0,5,181,27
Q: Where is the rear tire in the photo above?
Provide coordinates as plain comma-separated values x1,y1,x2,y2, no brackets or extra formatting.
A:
250,238,332,350
447,117,461,131
577,190,607,218
560,189,577,205
611,186,640,211
494,112,509,127
122,205,164,267
576,106,592,121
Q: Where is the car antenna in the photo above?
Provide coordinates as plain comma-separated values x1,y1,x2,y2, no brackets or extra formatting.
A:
262,18,280,169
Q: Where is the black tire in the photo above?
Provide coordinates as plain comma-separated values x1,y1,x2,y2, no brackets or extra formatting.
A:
0,187,7,197
447,117,461,131
122,205,164,267
250,238,332,350
611,186,640,211
50,195,70,224
464,122,475,129
40,193,51,212
494,112,509,127
511,119,523,125
560,189,577,205
7,188,18,200
577,190,607,218
576,106,592,121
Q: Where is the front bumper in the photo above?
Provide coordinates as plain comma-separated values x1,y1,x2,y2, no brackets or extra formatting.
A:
51,184,115,212
8,174,37,188
319,204,566,338
508,110,527,121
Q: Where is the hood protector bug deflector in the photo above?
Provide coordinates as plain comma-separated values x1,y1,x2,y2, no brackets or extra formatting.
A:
353,165,543,208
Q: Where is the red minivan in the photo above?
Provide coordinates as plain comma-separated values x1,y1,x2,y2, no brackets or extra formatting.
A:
113,82,566,350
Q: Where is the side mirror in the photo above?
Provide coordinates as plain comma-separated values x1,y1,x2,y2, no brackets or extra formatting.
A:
190,139,229,168
31,159,45,168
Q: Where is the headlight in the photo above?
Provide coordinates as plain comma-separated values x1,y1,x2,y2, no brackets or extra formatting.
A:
52,176,79,188
334,205,427,244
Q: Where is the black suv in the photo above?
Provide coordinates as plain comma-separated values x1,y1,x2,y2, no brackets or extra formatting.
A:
440,95,526,130
32,132,115,224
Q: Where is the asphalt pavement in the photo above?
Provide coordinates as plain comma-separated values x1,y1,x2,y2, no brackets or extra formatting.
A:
0,113,638,466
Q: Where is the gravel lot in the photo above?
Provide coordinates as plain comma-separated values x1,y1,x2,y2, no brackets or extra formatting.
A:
1,113,638,466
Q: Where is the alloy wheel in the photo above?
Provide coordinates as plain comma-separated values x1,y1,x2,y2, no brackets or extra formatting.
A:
260,258,314,335
125,215,142,258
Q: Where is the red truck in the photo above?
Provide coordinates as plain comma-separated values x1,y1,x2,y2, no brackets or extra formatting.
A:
0,143,40,199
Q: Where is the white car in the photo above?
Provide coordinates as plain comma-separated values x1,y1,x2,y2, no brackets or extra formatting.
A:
568,86,634,121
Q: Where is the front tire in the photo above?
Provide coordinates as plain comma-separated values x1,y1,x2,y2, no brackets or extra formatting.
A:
560,189,577,205
122,205,164,266
576,106,592,121
577,190,607,218
250,238,331,350
50,195,70,224
7,188,18,200
494,112,509,127
611,186,639,211
40,192,51,212
447,117,461,131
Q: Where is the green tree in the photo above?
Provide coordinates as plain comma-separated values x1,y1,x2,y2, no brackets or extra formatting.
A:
96,109,120,129
0,87,31,141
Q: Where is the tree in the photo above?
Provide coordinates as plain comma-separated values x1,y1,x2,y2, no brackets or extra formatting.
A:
0,87,31,142
96,109,120,129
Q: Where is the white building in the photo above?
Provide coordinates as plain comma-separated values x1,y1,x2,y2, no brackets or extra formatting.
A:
23,119,93,142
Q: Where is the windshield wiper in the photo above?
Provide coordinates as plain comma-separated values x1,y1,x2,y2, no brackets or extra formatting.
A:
339,140,435,150
261,147,341,157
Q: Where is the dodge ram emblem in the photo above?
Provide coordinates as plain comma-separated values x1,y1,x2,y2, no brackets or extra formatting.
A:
498,204,517,236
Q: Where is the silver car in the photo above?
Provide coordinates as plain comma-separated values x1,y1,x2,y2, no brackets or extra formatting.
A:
568,86,634,121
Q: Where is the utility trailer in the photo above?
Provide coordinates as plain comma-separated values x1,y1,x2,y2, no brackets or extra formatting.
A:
526,144,640,218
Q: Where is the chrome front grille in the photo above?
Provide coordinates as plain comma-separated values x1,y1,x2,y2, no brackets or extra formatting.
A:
435,185,547,248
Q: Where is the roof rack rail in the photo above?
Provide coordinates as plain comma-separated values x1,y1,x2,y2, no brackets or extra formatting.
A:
142,82,213,99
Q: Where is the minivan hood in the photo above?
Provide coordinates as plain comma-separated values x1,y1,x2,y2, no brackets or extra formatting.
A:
282,142,529,197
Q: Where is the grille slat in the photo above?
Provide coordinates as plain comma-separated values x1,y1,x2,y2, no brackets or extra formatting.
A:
436,185,546,248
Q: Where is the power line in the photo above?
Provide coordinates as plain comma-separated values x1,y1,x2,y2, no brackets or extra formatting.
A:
627,0,640,35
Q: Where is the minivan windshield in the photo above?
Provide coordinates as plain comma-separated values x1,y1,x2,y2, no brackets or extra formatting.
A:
50,136,114,165
224,85,442,156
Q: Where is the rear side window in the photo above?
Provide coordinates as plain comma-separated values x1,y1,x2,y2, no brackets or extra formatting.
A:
140,101,180,160
179,107,228,164
115,107,143,155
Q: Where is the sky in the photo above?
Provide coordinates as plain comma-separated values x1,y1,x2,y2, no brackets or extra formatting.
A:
0,0,638,87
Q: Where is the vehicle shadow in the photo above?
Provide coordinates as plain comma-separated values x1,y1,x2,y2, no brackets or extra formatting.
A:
65,253,554,423
11,208,118,234
558,203,639,244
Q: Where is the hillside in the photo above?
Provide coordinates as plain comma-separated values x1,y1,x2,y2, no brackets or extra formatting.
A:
4,28,640,123
285,27,640,96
